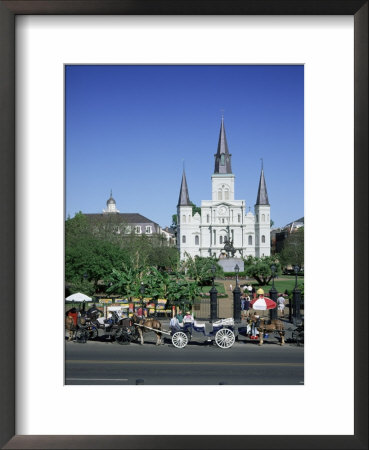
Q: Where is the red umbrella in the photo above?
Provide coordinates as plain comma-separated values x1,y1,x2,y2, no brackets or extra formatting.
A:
250,296,276,310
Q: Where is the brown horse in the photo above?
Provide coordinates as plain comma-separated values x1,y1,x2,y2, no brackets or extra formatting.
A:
257,317,285,346
132,314,162,345
65,316,76,341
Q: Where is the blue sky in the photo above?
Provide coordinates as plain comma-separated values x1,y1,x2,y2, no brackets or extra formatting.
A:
66,65,304,229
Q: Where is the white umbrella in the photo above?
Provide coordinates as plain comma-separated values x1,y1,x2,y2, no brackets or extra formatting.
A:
250,296,276,311
65,292,92,302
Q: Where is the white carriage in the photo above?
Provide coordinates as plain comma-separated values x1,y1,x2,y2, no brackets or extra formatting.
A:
170,318,235,349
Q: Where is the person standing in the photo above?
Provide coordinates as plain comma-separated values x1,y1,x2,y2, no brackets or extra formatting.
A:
250,313,260,340
277,294,286,318
244,295,251,318
241,294,246,319
251,285,256,299
177,309,184,324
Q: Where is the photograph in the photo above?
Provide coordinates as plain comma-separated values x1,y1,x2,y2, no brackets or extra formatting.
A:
65,65,304,385
1,1,366,447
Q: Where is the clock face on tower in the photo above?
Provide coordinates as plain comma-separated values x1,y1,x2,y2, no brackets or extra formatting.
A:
218,205,228,216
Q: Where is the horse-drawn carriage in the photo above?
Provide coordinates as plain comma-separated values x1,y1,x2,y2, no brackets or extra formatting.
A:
66,306,139,344
130,315,236,349
169,318,236,349
237,316,286,346
66,305,287,348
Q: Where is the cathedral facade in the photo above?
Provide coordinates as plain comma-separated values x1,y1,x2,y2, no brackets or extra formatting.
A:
177,118,271,260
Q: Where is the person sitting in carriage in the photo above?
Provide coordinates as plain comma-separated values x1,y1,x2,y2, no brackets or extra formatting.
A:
170,314,181,332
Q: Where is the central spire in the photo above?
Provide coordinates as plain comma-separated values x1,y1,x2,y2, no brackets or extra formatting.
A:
214,117,232,174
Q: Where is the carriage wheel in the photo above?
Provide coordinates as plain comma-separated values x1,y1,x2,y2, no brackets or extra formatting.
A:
89,327,98,340
215,328,235,348
116,330,131,345
75,329,88,343
172,331,188,348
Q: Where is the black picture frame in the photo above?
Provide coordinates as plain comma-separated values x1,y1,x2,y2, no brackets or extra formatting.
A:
0,1,367,449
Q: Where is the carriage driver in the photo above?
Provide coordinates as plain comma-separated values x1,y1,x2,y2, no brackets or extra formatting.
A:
183,311,194,323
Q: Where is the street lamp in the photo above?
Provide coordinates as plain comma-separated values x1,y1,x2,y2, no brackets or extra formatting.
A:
211,264,216,289
233,264,241,322
234,264,240,288
271,264,276,290
292,265,302,325
210,264,218,322
294,265,299,289
269,264,278,320
140,283,145,317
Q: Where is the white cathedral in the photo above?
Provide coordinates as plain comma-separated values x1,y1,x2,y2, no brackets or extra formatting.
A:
177,118,271,260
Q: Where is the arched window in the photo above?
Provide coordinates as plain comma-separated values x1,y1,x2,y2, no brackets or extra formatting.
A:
218,190,222,200
238,214,241,223
224,189,229,200
182,235,186,243
182,215,186,223
195,235,199,245
207,214,210,223
220,236,223,244
262,214,265,222
248,235,252,245
256,215,259,222
188,215,191,223
213,230,216,242
262,235,266,243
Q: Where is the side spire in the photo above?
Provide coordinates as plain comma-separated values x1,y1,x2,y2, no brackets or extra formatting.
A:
214,116,232,174
255,166,269,205
177,169,191,207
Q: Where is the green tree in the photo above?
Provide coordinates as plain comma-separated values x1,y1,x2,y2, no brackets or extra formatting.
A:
278,227,304,268
65,212,180,296
65,236,129,288
181,255,224,286
65,211,89,244
106,265,143,298
147,234,179,270
243,255,282,286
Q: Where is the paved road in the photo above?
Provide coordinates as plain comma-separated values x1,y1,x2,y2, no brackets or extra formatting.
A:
65,334,304,385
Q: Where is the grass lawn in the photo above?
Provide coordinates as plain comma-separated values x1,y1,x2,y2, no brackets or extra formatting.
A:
199,283,226,294
258,278,304,294
189,277,303,297
233,276,304,295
